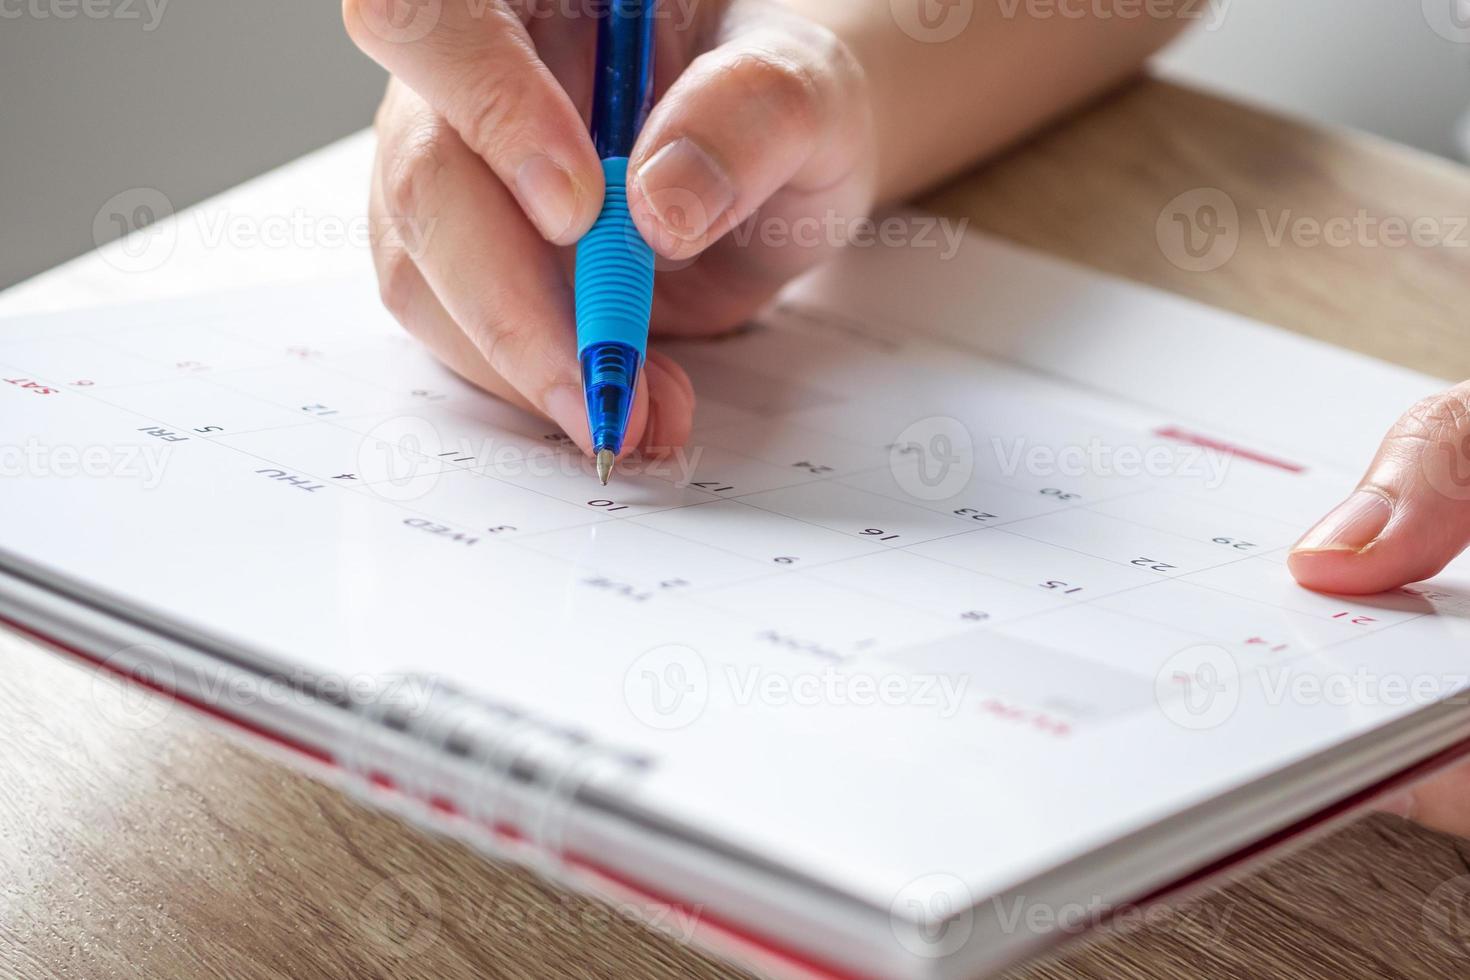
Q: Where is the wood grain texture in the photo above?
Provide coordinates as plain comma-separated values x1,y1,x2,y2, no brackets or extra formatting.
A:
923,78,1470,383
6,77,1470,980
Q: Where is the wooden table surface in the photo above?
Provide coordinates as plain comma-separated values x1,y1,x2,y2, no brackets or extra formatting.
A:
7,76,1470,980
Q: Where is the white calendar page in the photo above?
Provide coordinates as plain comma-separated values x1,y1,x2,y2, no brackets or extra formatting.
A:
4,229,1470,925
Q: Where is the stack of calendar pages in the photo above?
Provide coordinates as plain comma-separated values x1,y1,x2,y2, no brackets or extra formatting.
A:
3,229,1469,980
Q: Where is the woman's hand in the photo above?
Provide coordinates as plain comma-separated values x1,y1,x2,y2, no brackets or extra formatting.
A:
343,0,1193,455
1289,383,1470,594
342,0,877,455
1290,384,1470,836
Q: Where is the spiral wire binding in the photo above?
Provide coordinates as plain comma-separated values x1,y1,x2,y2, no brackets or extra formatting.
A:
339,674,652,882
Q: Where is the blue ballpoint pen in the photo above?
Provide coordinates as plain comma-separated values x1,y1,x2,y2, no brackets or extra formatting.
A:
576,0,657,486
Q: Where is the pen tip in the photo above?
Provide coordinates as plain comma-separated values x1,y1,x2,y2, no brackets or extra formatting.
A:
596,449,614,486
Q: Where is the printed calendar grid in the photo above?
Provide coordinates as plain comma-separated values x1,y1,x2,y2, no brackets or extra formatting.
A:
3,310,1454,730
2,324,1439,621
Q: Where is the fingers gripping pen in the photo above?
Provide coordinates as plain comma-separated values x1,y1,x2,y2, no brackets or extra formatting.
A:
576,0,657,486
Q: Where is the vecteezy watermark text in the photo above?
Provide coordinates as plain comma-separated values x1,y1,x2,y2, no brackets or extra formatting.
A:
356,415,708,503
994,0,1230,29
623,645,971,730
992,436,1232,488
1156,642,1470,732
89,642,442,731
361,0,704,45
990,891,1236,940
359,871,704,962
0,438,171,489
726,213,969,261
1159,187,1470,273
0,0,168,30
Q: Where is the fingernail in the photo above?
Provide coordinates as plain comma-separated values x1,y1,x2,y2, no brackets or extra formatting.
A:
1293,491,1393,554
634,138,735,247
515,155,581,244
544,384,590,449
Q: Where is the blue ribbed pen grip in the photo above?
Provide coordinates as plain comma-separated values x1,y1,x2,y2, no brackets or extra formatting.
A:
576,158,655,353
576,157,653,456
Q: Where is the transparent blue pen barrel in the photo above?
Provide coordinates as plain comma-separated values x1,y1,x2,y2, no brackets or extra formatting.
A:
576,157,654,454
580,342,640,454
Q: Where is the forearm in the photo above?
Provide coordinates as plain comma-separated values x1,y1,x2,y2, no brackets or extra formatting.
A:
787,0,1197,203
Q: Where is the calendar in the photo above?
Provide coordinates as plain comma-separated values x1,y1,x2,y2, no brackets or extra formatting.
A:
4,229,1470,979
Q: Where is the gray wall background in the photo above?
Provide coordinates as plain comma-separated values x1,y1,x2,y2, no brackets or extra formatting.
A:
0,0,385,291
2,0,1466,292
1159,0,1470,161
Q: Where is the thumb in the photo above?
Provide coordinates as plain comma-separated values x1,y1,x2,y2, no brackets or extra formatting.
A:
626,20,871,262
1289,382,1470,595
